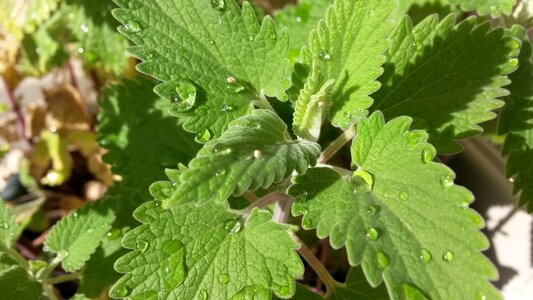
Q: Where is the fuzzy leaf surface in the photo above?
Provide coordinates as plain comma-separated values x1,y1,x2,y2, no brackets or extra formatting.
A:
44,200,116,272
499,25,533,211
0,202,17,249
274,0,332,61
112,0,291,137
448,0,516,17
168,109,320,206
305,0,395,129
288,112,499,299
373,15,518,153
111,202,303,299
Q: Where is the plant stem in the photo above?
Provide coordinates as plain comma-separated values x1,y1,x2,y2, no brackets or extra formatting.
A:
38,254,63,280
4,247,29,269
43,284,59,300
44,272,81,285
243,191,258,203
294,236,337,296
318,126,356,164
1,77,25,137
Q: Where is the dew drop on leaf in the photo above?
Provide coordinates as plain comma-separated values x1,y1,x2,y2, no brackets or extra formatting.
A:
123,20,142,33
253,150,262,159
136,239,149,254
0,222,8,229
352,169,374,190
402,283,426,299
442,251,454,262
421,146,435,164
195,129,212,143
377,251,390,268
318,50,331,61
367,205,378,215
198,289,208,300
294,206,308,215
507,58,518,68
220,103,233,112
302,218,314,229
366,228,379,241
248,35,254,42
218,273,230,284
208,39,215,45
399,191,409,201
112,284,130,298
215,169,226,177
58,250,69,259
476,291,487,300
107,228,121,240
87,227,95,234
210,0,225,11
405,131,424,149
278,286,290,296
80,24,89,33
419,249,432,263
161,240,187,291
441,174,454,188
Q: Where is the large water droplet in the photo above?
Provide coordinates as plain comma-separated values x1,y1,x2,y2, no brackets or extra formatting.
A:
253,150,262,159
421,146,435,164
136,239,149,253
302,218,315,229
172,81,197,112
195,129,212,143
112,284,130,298
227,219,242,234
210,0,226,11
122,20,142,33
198,289,208,300
399,191,409,201
442,251,454,262
318,50,331,61
366,228,379,241
419,249,432,263
441,174,454,188
80,24,89,33
0,222,8,229
218,273,230,284
508,58,519,68
216,169,226,177
353,169,374,190
377,251,390,268
367,205,378,216
291,186,308,202
278,286,290,296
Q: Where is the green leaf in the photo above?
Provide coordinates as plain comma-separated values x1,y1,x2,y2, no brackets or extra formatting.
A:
372,15,519,153
0,266,44,299
98,78,199,195
0,202,17,249
78,234,127,298
499,25,533,211
293,61,335,141
288,112,500,299
168,109,320,206
110,202,303,299
305,0,396,129
448,0,516,17
65,0,130,75
112,0,292,137
274,0,332,62
44,200,116,272
0,0,60,38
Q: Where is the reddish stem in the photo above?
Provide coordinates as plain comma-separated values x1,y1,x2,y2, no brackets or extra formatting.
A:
1,78,25,137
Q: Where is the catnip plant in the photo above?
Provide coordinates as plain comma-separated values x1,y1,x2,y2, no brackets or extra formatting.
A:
0,0,532,299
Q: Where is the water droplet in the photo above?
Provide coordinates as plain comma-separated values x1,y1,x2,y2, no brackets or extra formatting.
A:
442,251,454,262
367,205,378,215
198,289,208,300
399,191,409,201
419,249,432,263
377,251,390,268
295,16,302,22
402,284,426,299
441,174,454,188
343,111,352,120
278,286,290,296
136,239,149,253
220,103,233,112
370,9,375,16
77,47,84,54
353,169,374,190
113,284,130,298
366,228,379,241
508,58,519,68
412,41,417,47
195,129,212,143
253,150,262,159
216,169,226,176
107,228,121,240
405,131,424,149
226,76,237,84
218,273,230,284
421,146,435,164
318,50,331,61
294,206,308,215
0,222,8,229
35,47,41,54
72,212,79,218
292,188,308,202
87,228,95,234
210,0,225,11
302,218,314,229
80,24,89,33
508,39,520,50
123,20,142,33
208,39,215,45
43,246,49,252
216,18,223,25
248,35,254,42
172,81,197,112
476,291,487,300
58,250,69,259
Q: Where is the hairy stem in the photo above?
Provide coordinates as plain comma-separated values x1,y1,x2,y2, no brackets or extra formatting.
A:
294,236,337,296
318,126,356,164
243,191,259,203
4,247,29,269
1,77,25,137
43,284,58,300
246,192,289,213
44,272,81,285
